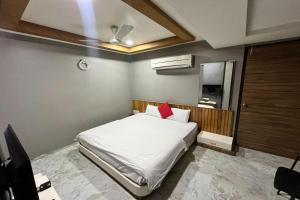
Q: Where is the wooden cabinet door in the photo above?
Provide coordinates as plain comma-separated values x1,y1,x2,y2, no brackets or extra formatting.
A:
237,40,300,158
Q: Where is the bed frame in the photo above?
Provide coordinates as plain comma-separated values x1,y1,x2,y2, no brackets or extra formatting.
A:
78,99,228,197
79,128,196,197
79,143,192,197
79,145,152,197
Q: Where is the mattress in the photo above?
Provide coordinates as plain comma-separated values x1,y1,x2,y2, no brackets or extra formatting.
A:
77,113,198,190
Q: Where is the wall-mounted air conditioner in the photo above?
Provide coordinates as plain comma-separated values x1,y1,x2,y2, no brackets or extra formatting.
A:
151,54,193,70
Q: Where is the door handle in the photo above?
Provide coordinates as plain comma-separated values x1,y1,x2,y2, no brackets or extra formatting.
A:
242,103,248,109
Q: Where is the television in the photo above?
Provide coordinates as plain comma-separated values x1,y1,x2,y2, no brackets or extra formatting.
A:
3,125,39,200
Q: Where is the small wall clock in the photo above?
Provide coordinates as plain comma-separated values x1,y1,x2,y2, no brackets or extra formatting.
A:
77,59,89,71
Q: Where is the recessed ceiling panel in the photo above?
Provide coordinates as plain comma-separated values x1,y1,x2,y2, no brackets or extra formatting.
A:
247,0,300,35
152,0,203,42
154,0,247,48
22,0,173,45
154,0,300,48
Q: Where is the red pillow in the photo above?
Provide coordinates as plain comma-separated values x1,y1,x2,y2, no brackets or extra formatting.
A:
158,102,173,119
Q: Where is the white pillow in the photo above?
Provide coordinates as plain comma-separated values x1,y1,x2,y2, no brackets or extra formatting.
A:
145,104,160,118
167,107,191,123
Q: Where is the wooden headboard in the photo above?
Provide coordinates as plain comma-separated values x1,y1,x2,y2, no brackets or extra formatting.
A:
132,100,234,137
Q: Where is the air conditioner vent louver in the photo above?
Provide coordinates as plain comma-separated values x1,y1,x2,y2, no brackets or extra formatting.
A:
151,54,193,70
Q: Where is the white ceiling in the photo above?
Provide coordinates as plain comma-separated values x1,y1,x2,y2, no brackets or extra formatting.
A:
247,0,300,35
22,0,173,45
22,0,300,49
154,0,300,48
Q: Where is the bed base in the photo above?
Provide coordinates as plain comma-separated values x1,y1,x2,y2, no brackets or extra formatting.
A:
78,128,197,197
79,145,152,197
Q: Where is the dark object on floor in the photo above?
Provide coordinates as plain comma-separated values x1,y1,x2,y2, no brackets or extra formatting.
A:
0,125,39,200
274,153,300,200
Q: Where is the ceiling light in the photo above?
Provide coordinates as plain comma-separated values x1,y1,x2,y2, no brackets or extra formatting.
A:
125,40,134,46
110,38,119,44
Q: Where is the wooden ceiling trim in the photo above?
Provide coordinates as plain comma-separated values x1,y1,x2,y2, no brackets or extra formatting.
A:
129,36,185,53
16,21,129,53
0,0,30,29
121,0,195,41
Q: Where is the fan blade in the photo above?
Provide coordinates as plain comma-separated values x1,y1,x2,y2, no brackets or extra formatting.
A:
115,24,133,41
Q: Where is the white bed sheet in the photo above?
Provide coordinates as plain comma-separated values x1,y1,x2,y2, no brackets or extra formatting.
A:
77,113,198,190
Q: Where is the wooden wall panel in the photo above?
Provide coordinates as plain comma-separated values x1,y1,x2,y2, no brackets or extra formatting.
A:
237,40,300,158
132,100,234,136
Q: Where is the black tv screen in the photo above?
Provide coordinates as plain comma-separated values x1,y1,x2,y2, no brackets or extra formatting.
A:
4,125,39,200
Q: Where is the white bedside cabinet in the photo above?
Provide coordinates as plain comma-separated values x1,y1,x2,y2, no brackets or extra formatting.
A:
197,131,233,152
133,110,140,115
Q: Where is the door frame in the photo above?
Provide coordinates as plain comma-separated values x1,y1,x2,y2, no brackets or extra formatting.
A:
234,38,300,148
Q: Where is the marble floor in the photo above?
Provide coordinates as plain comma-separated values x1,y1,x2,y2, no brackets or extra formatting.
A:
32,143,299,200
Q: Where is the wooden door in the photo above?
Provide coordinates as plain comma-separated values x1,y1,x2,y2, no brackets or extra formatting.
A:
237,40,300,158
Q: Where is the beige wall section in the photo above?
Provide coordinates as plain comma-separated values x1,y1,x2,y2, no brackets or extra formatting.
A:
0,35,132,159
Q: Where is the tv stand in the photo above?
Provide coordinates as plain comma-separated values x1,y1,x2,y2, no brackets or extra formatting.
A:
0,161,10,200
34,174,61,200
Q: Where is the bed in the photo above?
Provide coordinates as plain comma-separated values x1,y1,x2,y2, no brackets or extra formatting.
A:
77,112,198,197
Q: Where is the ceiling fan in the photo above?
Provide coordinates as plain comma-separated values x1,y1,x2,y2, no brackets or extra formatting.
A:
80,24,134,47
